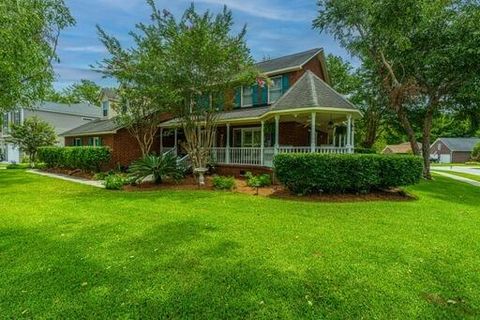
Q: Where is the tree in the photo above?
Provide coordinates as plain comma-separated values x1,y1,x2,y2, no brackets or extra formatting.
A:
6,116,57,167
46,80,102,105
314,0,480,178
0,0,75,112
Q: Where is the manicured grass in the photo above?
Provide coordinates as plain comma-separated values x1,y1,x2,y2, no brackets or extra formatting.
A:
1,171,479,319
445,171,480,182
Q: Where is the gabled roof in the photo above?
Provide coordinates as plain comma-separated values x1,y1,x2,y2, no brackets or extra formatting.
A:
255,48,323,75
382,142,422,154
271,70,357,112
33,102,102,118
436,138,480,152
60,117,123,137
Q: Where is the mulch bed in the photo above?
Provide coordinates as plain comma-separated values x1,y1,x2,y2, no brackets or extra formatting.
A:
124,175,415,202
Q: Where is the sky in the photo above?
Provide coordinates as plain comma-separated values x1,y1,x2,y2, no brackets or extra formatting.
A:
53,0,355,90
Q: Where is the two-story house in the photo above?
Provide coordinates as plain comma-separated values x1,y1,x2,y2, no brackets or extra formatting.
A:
61,48,362,173
159,48,362,175
0,102,102,163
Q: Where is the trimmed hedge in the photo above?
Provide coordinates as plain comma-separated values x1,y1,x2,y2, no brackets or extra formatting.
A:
38,147,111,171
355,147,377,154
274,153,423,194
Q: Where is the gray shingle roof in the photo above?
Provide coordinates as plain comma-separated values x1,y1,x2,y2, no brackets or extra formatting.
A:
60,117,123,136
438,138,480,152
271,70,357,111
255,48,323,74
35,101,102,117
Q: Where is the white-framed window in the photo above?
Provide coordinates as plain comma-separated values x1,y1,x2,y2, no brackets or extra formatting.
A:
13,111,21,125
74,138,82,146
93,137,102,147
102,101,109,117
241,86,253,107
268,76,282,103
233,127,261,147
2,113,9,133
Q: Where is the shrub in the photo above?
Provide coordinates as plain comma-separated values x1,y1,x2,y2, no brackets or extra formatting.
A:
128,153,184,184
104,174,126,190
274,153,423,195
38,147,111,171
355,147,377,154
212,175,236,190
6,163,28,169
245,172,272,188
472,142,480,161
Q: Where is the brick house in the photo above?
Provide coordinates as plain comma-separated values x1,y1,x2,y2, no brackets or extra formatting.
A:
430,138,480,163
62,48,362,172
60,89,172,168
160,48,362,175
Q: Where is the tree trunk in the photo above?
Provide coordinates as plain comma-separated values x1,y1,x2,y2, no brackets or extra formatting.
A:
362,113,379,149
396,106,421,156
421,97,439,180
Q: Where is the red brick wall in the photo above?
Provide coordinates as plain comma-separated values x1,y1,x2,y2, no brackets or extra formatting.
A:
452,152,472,163
288,55,326,85
215,165,273,178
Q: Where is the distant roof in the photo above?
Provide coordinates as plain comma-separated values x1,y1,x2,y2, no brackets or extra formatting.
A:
255,48,323,74
272,70,357,112
32,101,102,118
382,142,422,154
100,88,118,100
60,117,123,136
437,138,480,152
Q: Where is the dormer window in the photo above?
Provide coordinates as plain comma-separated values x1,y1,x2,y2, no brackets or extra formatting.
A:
102,101,109,117
241,86,253,107
269,76,283,103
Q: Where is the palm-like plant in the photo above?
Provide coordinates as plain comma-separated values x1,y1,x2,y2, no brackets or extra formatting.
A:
128,153,184,184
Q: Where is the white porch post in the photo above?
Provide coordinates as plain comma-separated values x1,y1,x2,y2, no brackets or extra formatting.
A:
310,112,316,153
226,123,230,164
274,115,280,154
352,119,355,151
260,120,265,165
160,128,163,154
346,115,352,152
174,128,178,156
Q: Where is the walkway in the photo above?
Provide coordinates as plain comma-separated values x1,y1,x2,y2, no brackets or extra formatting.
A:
432,166,480,176
27,169,105,188
432,171,480,187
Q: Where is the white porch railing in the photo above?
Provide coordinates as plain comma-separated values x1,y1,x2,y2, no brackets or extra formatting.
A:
210,146,352,167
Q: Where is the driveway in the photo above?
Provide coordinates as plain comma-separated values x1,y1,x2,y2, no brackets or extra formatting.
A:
431,166,480,176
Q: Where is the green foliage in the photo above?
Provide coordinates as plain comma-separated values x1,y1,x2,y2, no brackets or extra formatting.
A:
212,175,236,191
6,116,57,166
128,153,184,184
6,163,30,169
355,147,377,154
472,142,480,161
104,174,127,190
38,147,111,171
274,153,423,195
45,79,102,105
0,0,75,112
245,172,272,188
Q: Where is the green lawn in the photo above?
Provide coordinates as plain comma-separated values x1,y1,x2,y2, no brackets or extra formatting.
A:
1,170,479,319
444,171,480,182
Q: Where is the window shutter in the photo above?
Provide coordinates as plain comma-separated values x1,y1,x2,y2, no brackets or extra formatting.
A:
252,84,258,106
234,88,241,108
281,75,290,94
88,137,93,146
261,86,268,105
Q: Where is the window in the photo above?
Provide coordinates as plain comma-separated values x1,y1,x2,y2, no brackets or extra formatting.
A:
241,86,253,107
234,128,261,147
93,137,102,147
74,138,82,146
13,111,21,125
268,76,282,103
102,101,109,117
2,113,9,133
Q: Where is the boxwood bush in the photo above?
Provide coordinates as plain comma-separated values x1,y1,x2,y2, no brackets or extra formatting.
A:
274,153,423,194
38,147,111,172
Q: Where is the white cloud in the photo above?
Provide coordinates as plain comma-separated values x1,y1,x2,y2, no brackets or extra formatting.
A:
61,45,107,53
194,0,313,22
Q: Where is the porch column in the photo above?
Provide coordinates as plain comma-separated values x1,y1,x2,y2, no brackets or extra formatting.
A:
346,115,352,152
260,120,265,165
274,115,280,154
310,112,316,153
174,128,178,156
351,119,355,151
226,123,230,164
160,128,163,154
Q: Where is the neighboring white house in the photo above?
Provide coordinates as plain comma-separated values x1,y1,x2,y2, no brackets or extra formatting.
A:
0,102,102,163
